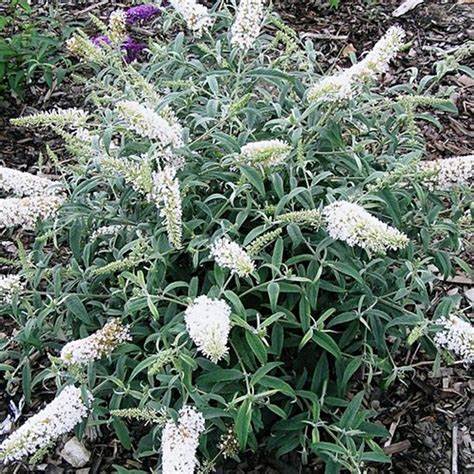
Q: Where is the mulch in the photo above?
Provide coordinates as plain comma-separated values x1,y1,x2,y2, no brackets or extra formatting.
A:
0,1,472,473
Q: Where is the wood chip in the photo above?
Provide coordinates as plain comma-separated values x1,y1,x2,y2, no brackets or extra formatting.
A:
393,0,424,17
384,440,411,455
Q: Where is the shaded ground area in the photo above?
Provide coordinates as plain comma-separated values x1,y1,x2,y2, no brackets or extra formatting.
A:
0,1,473,473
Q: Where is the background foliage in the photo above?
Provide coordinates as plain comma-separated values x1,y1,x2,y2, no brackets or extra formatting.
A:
0,0,76,99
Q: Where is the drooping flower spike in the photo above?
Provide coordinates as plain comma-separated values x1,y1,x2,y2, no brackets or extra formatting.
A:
168,0,213,37
60,319,131,366
0,194,65,231
417,155,473,190
322,201,409,254
150,166,183,249
0,166,60,197
0,386,92,464
239,139,291,169
231,0,265,51
116,100,183,149
308,26,405,102
434,314,474,365
0,275,25,305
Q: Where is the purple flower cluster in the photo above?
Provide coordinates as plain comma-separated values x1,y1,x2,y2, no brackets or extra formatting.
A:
91,34,146,63
125,4,161,24
91,35,111,47
122,37,146,63
88,5,162,63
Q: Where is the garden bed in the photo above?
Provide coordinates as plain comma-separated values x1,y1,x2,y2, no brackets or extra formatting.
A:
0,1,472,473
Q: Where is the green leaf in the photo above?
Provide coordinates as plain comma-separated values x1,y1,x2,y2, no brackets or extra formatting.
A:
258,375,295,398
65,295,90,324
198,368,244,385
240,166,265,196
235,398,252,449
312,331,341,359
360,451,391,463
22,359,31,405
250,362,283,386
339,391,365,428
267,282,279,311
328,261,364,286
245,331,268,364
112,418,132,450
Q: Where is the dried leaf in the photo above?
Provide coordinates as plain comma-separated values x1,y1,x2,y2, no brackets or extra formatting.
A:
341,43,357,57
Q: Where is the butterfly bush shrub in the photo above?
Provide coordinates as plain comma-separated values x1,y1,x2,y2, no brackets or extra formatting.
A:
2,1,473,472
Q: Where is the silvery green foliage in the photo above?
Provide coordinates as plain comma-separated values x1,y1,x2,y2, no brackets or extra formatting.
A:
3,2,472,472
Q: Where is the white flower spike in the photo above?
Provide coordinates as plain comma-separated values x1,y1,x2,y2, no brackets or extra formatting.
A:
161,405,205,474
60,319,131,366
185,295,232,363
323,200,409,254
0,386,92,464
210,237,255,277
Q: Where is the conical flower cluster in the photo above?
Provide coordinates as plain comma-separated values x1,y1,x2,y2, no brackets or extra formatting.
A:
239,140,290,169
210,237,255,277
0,165,65,231
0,386,92,463
161,405,205,474
91,224,126,240
116,100,183,149
0,194,65,231
11,108,88,129
434,315,474,365
0,166,59,197
185,295,232,362
308,26,405,102
60,319,131,366
231,0,265,51
322,201,409,254
150,166,183,249
109,10,127,43
0,274,24,305
67,34,107,63
417,155,473,190
169,0,213,37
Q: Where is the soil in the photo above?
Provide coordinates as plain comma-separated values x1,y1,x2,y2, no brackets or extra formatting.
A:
0,0,473,473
